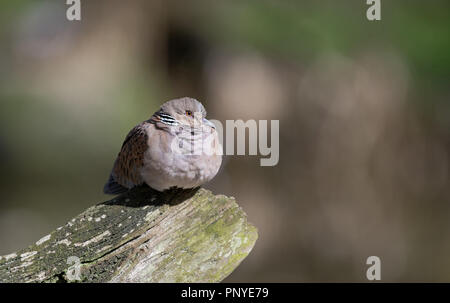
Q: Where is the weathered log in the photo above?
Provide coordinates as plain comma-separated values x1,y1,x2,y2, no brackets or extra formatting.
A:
0,187,257,282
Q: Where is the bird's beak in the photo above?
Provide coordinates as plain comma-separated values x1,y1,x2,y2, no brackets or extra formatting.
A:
202,118,216,129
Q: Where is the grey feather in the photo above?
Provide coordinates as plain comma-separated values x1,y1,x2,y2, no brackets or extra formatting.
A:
103,174,129,195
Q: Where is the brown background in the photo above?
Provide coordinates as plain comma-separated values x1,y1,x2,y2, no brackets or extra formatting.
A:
0,0,449,282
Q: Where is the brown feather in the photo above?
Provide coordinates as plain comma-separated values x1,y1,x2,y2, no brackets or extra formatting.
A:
111,122,150,188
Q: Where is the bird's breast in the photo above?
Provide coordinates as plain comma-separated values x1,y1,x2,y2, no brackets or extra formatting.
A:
141,125,222,191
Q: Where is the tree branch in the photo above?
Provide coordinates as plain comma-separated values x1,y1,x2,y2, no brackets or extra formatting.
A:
0,187,257,282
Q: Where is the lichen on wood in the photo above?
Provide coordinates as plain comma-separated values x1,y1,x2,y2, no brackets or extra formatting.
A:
0,187,257,283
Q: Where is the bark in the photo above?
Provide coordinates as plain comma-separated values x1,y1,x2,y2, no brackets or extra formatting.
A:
0,187,257,283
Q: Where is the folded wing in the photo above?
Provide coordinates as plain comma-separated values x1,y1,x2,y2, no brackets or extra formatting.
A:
103,123,149,195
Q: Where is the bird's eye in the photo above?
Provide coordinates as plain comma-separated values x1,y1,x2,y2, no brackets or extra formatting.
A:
185,110,193,117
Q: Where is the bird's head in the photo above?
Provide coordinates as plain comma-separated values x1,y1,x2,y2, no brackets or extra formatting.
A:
155,97,215,130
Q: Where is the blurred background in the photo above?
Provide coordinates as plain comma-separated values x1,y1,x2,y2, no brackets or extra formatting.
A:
0,0,449,282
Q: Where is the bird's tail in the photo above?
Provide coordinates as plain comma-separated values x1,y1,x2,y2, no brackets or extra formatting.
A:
103,174,129,195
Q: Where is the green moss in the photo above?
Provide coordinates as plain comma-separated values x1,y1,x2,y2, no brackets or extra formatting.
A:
1,187,258,283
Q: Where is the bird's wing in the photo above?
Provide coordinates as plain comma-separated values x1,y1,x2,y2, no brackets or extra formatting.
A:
103,123,149,194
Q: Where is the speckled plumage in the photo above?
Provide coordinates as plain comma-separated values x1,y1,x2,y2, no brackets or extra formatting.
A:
104,97,222,194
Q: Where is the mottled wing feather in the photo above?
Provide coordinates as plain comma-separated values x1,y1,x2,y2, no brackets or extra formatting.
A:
103,123,149,194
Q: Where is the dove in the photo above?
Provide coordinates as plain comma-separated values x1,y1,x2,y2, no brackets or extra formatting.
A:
104,97,222,194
